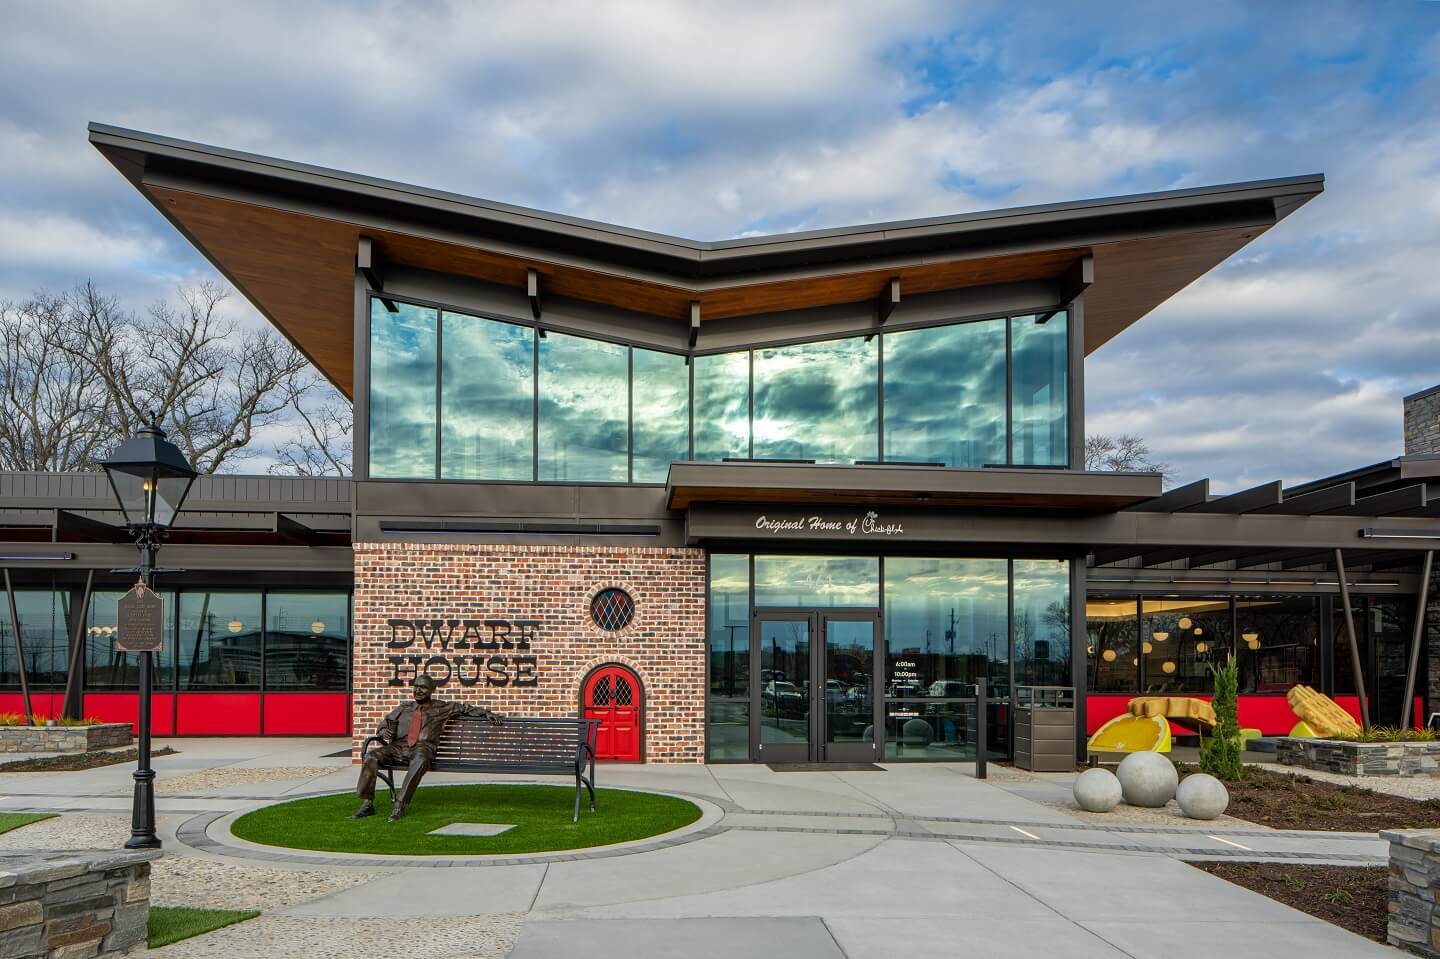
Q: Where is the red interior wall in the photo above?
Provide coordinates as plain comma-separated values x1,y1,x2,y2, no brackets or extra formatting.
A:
176,693,261,735
262,693,349,735
82,693,176,735
1087,694,1426,735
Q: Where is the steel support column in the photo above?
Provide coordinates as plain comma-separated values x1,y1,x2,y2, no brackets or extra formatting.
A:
1335,548,1370,730
1401,551,1435,730
2,569,32,723
61,569,94,720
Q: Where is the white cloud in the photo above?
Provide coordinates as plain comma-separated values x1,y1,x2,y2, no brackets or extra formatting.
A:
0,213,162,269
0,1,1436,481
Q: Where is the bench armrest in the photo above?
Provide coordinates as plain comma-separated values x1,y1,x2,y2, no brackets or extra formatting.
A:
359,735,385,761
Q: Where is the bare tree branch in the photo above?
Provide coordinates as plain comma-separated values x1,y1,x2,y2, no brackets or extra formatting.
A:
0,279,321,474
268,374,353,477
1085,433,1173,484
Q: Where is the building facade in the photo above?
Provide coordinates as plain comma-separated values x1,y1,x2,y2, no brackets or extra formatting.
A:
0,125,1436,763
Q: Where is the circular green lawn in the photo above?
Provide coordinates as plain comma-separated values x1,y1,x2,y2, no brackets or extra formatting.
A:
230,784,702,856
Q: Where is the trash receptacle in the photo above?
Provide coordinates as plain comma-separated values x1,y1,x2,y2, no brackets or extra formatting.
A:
1014,686,1076,772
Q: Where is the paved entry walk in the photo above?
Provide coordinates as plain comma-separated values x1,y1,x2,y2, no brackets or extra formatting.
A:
0,739,1395,958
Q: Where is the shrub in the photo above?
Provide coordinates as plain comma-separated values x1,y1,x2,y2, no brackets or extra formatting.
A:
1200,653,1245,781
0,713,24,727
53,716,103,727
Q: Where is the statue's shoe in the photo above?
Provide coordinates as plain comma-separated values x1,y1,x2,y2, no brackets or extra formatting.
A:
387,803,406,822
350,801,375,819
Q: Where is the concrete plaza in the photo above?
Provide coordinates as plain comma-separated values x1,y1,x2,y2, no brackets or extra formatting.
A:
0,738,1394,957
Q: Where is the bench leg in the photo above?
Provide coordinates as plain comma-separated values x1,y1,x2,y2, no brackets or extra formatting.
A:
380,769,396,809
572,780,581,824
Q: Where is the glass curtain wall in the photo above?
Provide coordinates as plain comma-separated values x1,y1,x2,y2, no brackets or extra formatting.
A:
693,351,749,462
1014,560,1071,687
1235,597,1320,694
1010,313,1068,466
1087,594,1325,694
368,300,438,478
632,348,690,483
177,592,262,691
707,555,750,760
883,558,1009,760
369,296,1071,480
0,590,71,689
441,312,534,480
538,332,629,482
1141,598,1231,694
753,338,876,463
753,556,880,607
264,593,349,691
85,590,351,694
707,555,1071,761
1085,598,1139,692
884,320,1006,466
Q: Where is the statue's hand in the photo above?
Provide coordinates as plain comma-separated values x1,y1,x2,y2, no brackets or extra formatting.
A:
488,712,504,726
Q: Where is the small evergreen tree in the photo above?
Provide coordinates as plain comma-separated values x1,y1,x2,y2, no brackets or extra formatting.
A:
1200,653,1245,781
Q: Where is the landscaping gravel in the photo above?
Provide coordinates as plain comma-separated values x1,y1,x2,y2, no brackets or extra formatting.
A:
157,765,342,794
131,915,524,958
1267,763,1440,800
0,813,377,910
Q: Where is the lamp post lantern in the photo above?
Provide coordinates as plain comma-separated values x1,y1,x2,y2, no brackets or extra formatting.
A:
101,420,196,850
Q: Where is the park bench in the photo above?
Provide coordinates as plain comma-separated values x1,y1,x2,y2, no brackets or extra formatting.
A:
361,715,601,822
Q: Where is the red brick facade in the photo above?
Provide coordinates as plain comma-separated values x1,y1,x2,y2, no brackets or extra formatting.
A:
351,542,707,763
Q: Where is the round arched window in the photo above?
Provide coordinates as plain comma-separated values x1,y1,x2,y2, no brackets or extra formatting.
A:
590,588,635,631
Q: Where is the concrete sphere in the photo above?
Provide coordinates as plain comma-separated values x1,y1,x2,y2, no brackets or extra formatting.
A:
1176,773,1230,820
1116,752,1179,808
901,718,934,746
1072,767,1123,813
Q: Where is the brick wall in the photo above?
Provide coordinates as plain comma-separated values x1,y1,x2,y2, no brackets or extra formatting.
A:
352,542,707,763
1405,385,1440,455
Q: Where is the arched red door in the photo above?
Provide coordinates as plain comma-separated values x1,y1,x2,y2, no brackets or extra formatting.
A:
582,665,643,762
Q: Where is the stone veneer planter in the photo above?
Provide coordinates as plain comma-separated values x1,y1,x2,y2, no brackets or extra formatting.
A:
1277,736,1440,777
0,847,157,957
0,723,133,754
1386,830,1440,955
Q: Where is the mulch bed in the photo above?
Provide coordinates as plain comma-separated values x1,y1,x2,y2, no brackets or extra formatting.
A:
0,746,177,772
1205,765,1440,831
1194,862,1388,943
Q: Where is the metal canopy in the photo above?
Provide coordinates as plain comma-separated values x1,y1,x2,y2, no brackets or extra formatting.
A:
1091,455,1440,575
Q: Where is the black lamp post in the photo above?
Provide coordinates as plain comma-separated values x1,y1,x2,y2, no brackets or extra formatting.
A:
101,421,196,850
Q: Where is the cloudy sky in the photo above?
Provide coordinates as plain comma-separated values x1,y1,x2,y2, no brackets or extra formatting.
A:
2,1,1437,487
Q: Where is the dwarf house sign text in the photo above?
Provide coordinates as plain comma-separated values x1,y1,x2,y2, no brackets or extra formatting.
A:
385,618,540,688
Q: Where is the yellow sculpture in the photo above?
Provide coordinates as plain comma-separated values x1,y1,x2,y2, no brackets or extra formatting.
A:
1128,696,1216,730
1087,713,1172,753
1286,685,1361,738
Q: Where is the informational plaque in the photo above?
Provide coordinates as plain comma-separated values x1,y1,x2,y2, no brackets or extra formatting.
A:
116,583,164,653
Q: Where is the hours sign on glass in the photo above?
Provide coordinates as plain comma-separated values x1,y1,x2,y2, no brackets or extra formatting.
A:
116,582,165,653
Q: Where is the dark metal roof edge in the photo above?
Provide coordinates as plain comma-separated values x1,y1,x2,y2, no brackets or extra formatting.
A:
87,122,1323,268
1404,383,1440,403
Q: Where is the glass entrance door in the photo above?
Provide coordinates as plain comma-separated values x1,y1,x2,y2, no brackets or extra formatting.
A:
755,614,812,762
753,611,878,762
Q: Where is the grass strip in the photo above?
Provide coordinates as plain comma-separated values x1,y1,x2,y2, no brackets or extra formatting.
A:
0,812,56,835
231,783,701,855
147,906,260,948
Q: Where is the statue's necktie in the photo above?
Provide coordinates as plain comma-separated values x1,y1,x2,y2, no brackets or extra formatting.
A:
406,705,425,746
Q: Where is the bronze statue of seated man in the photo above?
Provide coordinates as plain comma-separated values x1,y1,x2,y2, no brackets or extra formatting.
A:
353,674,504,821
